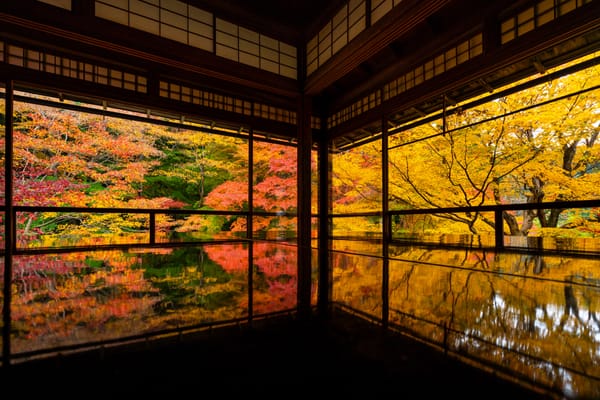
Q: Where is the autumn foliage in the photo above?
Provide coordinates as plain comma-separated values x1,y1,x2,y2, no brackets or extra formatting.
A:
0,102,300,247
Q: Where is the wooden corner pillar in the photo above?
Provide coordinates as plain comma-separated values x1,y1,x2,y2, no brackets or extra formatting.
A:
296,94,313,320
3,80,14,366
317,115,332,320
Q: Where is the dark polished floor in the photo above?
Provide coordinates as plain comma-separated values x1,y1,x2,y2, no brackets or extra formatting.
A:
1,308,557,398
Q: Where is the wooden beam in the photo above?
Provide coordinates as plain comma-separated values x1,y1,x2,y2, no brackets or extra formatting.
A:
304,0,453,95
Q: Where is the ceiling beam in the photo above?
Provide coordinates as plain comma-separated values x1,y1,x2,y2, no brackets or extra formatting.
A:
0,4,302,100
304,0,453,96
326,4,600,140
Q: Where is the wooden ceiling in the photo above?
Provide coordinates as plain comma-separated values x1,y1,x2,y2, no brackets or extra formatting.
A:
181,0,346,44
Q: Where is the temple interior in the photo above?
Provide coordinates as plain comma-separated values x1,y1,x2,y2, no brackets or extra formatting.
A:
1,1,600,398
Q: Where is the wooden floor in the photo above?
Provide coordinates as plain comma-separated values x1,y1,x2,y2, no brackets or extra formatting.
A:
0,309,558,398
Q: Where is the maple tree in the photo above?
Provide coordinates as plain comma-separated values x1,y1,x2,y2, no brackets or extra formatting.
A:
495,62,600,235
140,125,250,238
203,140,299,237
142,126,248,208
386,59,600,238
2,102,252,245
330,141,383,235
4,103,173,245
0,95,306,246
332,140,382,213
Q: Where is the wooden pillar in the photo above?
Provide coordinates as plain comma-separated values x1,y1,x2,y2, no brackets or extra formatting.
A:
317,121,332,319
3,80,14,365
297,94,313,320
381,114,389,328
248,127,254,323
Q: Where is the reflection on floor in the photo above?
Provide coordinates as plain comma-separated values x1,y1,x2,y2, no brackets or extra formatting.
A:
0,308,556,398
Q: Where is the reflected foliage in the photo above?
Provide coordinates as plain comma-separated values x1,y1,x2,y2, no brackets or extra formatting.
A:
333,243,600,399
9,243,300,355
